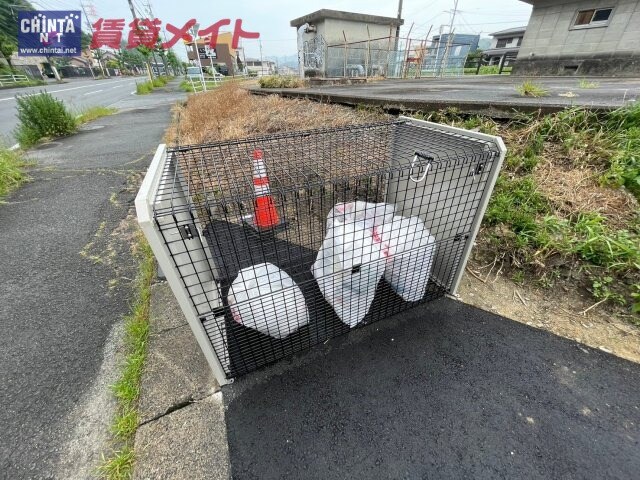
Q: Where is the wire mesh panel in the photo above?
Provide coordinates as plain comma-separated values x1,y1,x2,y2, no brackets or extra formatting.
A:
145,119,504,380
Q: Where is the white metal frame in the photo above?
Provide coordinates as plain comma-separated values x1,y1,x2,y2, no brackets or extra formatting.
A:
135,145,231,386
137,123,505,384
394,116,506,295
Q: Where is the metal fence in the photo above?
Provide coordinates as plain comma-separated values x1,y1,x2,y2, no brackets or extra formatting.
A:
305,35,473,79
0,74,30,86
137,118,506,383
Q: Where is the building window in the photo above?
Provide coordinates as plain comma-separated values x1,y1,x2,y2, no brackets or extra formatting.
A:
573,8,613,27
516,37,522,47
496,38,511,48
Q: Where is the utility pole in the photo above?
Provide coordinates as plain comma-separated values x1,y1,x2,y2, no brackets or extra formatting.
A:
259,39,264,76
81,2,106,78
440,0,459,78
127,0,154,79
393,0,403,77
447,0,459,40
144,1,169,76
395,0,403,42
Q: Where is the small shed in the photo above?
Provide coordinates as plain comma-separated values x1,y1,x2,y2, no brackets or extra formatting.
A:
291,9,403,77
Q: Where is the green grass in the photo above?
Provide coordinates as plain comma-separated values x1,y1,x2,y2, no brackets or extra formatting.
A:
0,79,46,89
0,146,28,201
99,233,155,479
77,106,118,125
414,103,640,318
135,81,153,95
14,91,77,148
137,76,172,94
515,80,549,98
578,79,599,89
464,65,512,75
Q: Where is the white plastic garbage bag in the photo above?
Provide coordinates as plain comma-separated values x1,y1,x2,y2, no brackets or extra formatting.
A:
379,215,436,302
326,201,395,231
312,215,386,328
227,263,309,339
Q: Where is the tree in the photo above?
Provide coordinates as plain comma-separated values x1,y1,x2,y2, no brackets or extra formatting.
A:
465,49,484,68
0,0,34,69
0,33,16,68
166,49,181,74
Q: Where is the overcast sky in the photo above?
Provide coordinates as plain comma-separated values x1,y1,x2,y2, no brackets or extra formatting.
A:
30,0,532,59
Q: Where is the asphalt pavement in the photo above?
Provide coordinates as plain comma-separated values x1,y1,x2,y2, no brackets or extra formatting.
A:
0,81,185,478
255,75,640,117
0,76,143,145
225,297,640,479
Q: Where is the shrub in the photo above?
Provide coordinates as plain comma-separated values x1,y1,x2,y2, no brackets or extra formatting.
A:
136,81,153,94
258,75,303,89
0,146,27,200
14,92,77,147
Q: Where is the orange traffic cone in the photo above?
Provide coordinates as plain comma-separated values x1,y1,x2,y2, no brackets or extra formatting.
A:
251,149,280,229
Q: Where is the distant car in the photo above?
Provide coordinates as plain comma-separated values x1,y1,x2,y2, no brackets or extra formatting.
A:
186,66,204,79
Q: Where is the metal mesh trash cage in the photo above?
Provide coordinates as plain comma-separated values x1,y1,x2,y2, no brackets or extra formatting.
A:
135,117,506,384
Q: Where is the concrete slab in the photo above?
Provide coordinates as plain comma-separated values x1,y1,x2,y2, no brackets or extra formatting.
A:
252,75,640,117
149,282,187,334
134,283,227,479
138,322,218,424
134,393,230,480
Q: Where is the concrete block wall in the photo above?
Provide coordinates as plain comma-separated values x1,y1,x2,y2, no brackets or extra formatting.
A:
513,0,640,75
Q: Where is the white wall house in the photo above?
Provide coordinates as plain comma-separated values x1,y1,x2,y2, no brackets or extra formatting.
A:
514,0,640,75
483,27,527,67
291,9,403,77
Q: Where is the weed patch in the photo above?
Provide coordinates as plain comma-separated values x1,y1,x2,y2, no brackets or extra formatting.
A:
77,106,117,125
135,81,153,95
15,91,77,147
516,80,548,97
578,79,599,89
258,75,304,88
99,232,155,479
0,146,28,200
423,105,640,319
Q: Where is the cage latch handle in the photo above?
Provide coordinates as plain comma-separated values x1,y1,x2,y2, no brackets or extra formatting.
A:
410,151,434,183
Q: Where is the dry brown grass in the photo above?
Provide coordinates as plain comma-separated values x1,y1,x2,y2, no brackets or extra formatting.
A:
166,82,389,145
535,159,639,229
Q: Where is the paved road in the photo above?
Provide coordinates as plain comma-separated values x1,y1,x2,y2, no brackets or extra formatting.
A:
225,297,640,479
0,82,185,478
256,76,640,117
0,76,144,145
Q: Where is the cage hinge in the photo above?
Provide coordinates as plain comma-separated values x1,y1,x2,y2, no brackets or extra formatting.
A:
178,223,197,240
454,233,470,242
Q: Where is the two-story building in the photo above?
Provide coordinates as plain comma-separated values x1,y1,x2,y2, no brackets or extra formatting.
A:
483,27,526,67
513,0,640,76
185,31,239,76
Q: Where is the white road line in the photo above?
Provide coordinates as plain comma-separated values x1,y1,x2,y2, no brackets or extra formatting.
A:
83,89,104,96
0,78,139,102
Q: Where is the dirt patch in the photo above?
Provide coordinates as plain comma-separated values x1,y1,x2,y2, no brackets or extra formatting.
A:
458,263,640,364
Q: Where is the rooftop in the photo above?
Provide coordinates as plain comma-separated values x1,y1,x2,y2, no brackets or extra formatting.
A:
490,26,527,37
290,9,403,28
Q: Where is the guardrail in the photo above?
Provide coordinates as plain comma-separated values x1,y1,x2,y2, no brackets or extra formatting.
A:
186,75,222,93
0,74,31,86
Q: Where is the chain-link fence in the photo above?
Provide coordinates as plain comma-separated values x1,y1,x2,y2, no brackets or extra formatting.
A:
304,35,472,79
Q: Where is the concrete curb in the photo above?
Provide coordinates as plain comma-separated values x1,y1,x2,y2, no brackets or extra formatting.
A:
133,282,230,479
